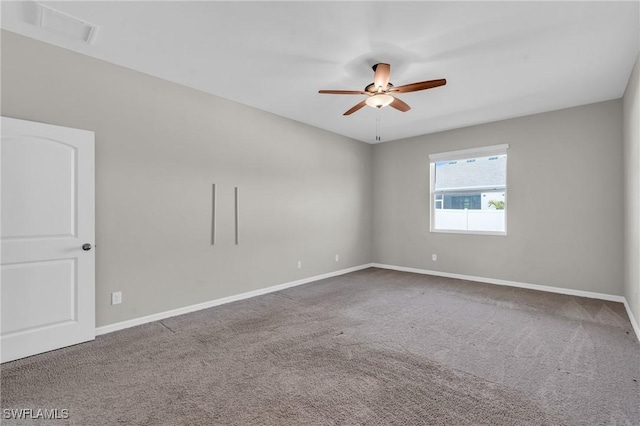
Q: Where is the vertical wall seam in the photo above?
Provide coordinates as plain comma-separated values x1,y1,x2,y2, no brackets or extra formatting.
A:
211,184,216,245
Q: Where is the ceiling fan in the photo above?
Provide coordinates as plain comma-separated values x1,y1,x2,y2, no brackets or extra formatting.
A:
319,63,446,116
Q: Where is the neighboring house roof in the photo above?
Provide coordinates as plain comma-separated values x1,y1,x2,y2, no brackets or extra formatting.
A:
435,155,506,191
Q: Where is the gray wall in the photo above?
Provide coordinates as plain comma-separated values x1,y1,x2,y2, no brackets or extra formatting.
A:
1,31,373,327
372,100,624,295
624,51,640,324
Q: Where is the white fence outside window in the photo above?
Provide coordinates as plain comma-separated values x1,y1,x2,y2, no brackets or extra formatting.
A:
434,209,505,232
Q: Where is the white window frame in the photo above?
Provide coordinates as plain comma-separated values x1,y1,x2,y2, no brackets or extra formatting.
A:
429,144,509,236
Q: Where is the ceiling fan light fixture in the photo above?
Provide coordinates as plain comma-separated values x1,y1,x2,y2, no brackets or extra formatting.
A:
365,94,394,109
319,63,445,116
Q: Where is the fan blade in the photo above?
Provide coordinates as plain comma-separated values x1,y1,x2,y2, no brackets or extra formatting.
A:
389,97,411,112
391,79,446,93
373,63,391,92
319,90,368,95
343,100,367,116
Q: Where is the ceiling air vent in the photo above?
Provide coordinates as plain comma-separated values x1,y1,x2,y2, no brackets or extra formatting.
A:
38,3,98,44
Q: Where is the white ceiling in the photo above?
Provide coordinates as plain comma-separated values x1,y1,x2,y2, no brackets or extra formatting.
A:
2,1,639,143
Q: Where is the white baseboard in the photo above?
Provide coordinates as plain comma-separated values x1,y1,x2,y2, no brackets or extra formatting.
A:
371,263,640,342
371,263,625,301
623,299,640,342
96,263,374,336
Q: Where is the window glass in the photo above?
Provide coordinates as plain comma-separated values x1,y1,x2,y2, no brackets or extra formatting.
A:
431,150,507,234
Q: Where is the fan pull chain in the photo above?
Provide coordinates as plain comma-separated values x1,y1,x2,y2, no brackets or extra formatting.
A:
376,117,381,142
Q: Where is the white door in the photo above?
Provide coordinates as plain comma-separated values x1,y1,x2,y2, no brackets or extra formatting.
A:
1,117,95,363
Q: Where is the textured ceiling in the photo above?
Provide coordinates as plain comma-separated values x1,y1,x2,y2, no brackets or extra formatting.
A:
2,1,639,143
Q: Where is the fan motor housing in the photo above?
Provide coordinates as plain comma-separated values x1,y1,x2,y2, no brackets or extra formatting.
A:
365,82,394,93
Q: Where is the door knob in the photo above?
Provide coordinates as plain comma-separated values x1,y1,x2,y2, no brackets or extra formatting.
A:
82,243,92,251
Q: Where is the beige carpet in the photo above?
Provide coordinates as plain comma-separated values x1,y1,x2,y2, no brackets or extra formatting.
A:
2,268,639,425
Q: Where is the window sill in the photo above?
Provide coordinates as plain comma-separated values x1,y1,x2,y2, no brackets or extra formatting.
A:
430,229,507,236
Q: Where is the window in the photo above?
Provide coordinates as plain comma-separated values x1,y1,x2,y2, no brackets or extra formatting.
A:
429,144,508,235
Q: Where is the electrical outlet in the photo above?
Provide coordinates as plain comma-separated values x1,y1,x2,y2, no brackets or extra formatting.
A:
297,261,302,269
111,291,122,305
432,254,437,261
335,254,339,262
